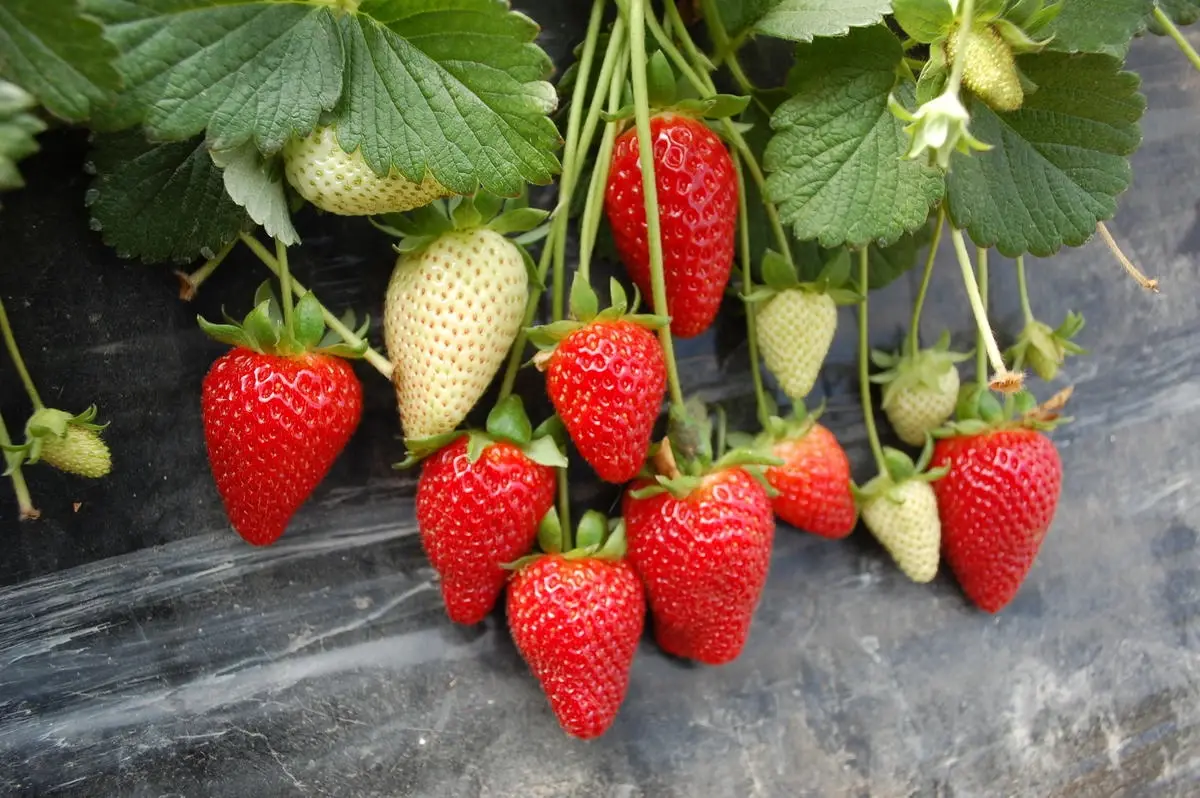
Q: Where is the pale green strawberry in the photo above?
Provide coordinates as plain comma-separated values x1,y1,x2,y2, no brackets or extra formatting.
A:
383,228,527,441
39,426,112,478
871,332,971,447
756,288,837,401
945,23,1023,112
860,478,941,583
283,126,453,216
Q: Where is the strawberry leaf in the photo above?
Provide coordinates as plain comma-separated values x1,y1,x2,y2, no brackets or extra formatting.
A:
1041,0,1153,57
0,0,122,122
210,142,300,247
0,80,45,195
714,0,893,43
891,0,955,44
764,26,945,249
945,52,1144,257
86,131,252,264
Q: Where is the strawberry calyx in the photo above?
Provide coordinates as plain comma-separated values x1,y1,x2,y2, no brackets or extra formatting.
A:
870,331,973,410
506,509,629,571
936,384,1074,438
1,404,111,477
601,50,750,126
1004,311,1087,382
394,395,568,470
852,442,947,507
198,280,369,360
526,276,669,356
741,248,861,308
370,192,548,285
632,398,782,501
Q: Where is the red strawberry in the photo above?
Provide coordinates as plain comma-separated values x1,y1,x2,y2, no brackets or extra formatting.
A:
417,436,557,624
605,113,738,338
202,348,362,545
543,318,666,483
507,551,645,739
931,427,1063,612
764,422,857,539
623,467,774,664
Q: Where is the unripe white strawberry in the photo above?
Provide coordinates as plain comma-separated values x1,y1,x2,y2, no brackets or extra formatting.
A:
861,479,941,583
383,228,527,441
756,288,837,401
872,333,971,447
283,126,453,216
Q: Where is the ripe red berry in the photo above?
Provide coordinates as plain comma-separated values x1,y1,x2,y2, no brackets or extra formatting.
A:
931,428,1063,613
202,348,363,546
605,113,738,338
416,437,556,624
765,423,857,539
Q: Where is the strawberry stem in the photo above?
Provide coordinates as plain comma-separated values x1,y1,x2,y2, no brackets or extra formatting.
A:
276,239,295,343
578,26,629,283
174,238,235,301
1015,254,1034,325
237,233,394,378
498,237,555,399
907,205,944,359
1153,6,1200,72
0,409,39,521
949,228,1019,391
629,0,685,409
856,246,888,474
692,0,763,106
0,296,43,410
735,154,771,428
946,0,977,97
1097,221,1160,293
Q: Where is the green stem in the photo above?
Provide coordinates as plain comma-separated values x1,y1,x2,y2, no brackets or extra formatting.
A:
908,206,944,359
0,296,43,410
276,239,295,341
175,238,235,301
238,233,393,378
0,409,38,520
1154,6,1200,72
498,235,556,399
557,471,572,552
948,228,1006,386
975,245,988,389
857,246,887,474
636,1,711,96
629,0,685,409
579,35,630,284
946,0,977,96
696,0,733,66
1015,255,1034,325
735,155,770,428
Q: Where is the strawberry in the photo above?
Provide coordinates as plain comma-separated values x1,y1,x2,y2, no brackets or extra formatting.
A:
932,426,1063,613
757,410,857,539
871,332,971,447
749,250,857,402
623,464,774,665
382,198,538,442
283,126,453,216
604,113,738,338
413,396,562,625
507,513,644,739
530,278,667,484
198,287,365,546
856,448,945,583
5,405,112,479
945,23,1023,112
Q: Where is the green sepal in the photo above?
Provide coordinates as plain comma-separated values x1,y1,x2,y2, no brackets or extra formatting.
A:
488,207,550,235
1004,311,1086,383
533,414,568,451
575,510,608,550
485,395,533,447
471,191,506,223
9,405,110,469
502,554,544,572
871,331,972,410
449,195,483,229
743,466,781,498
653,473,705,500
882,446,917,482
1011,390,1039,416
569,274,600,322
608,279,629,316
372,193,536,257
526,319,584,351
646,50,677,109
761,249,800,292
519,245,545,291
293,292,326,350
667,398,714,474
466,431,490,463
595,519,628,561
537,507,563,554
672,94,751,119
711,447,784,471
624,313,671,329
523,436,569,469
197,315,253,350
392,431,467,470
629,483,669,500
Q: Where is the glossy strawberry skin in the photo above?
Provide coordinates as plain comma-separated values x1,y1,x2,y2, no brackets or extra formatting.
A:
605,114,738,339
202,348,363,546
416,438,556,625
623,468,775,665
765,424,857,539
931,428,1063,613
546,319,666,484
507,555,645,739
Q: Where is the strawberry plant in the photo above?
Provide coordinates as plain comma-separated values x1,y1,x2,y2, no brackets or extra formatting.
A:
0,0,1196,739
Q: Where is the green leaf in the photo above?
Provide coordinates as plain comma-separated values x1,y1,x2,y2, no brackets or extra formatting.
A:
86,131,251,264
945,52,1144,258
892,0,955,43
90,2,342,150
330,2,560,195
0,80,45,194
210,142,300,247
716,0,894,42
764,26,945,248
867,215,935,290
1042,0,1153,57
0,0,121,122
